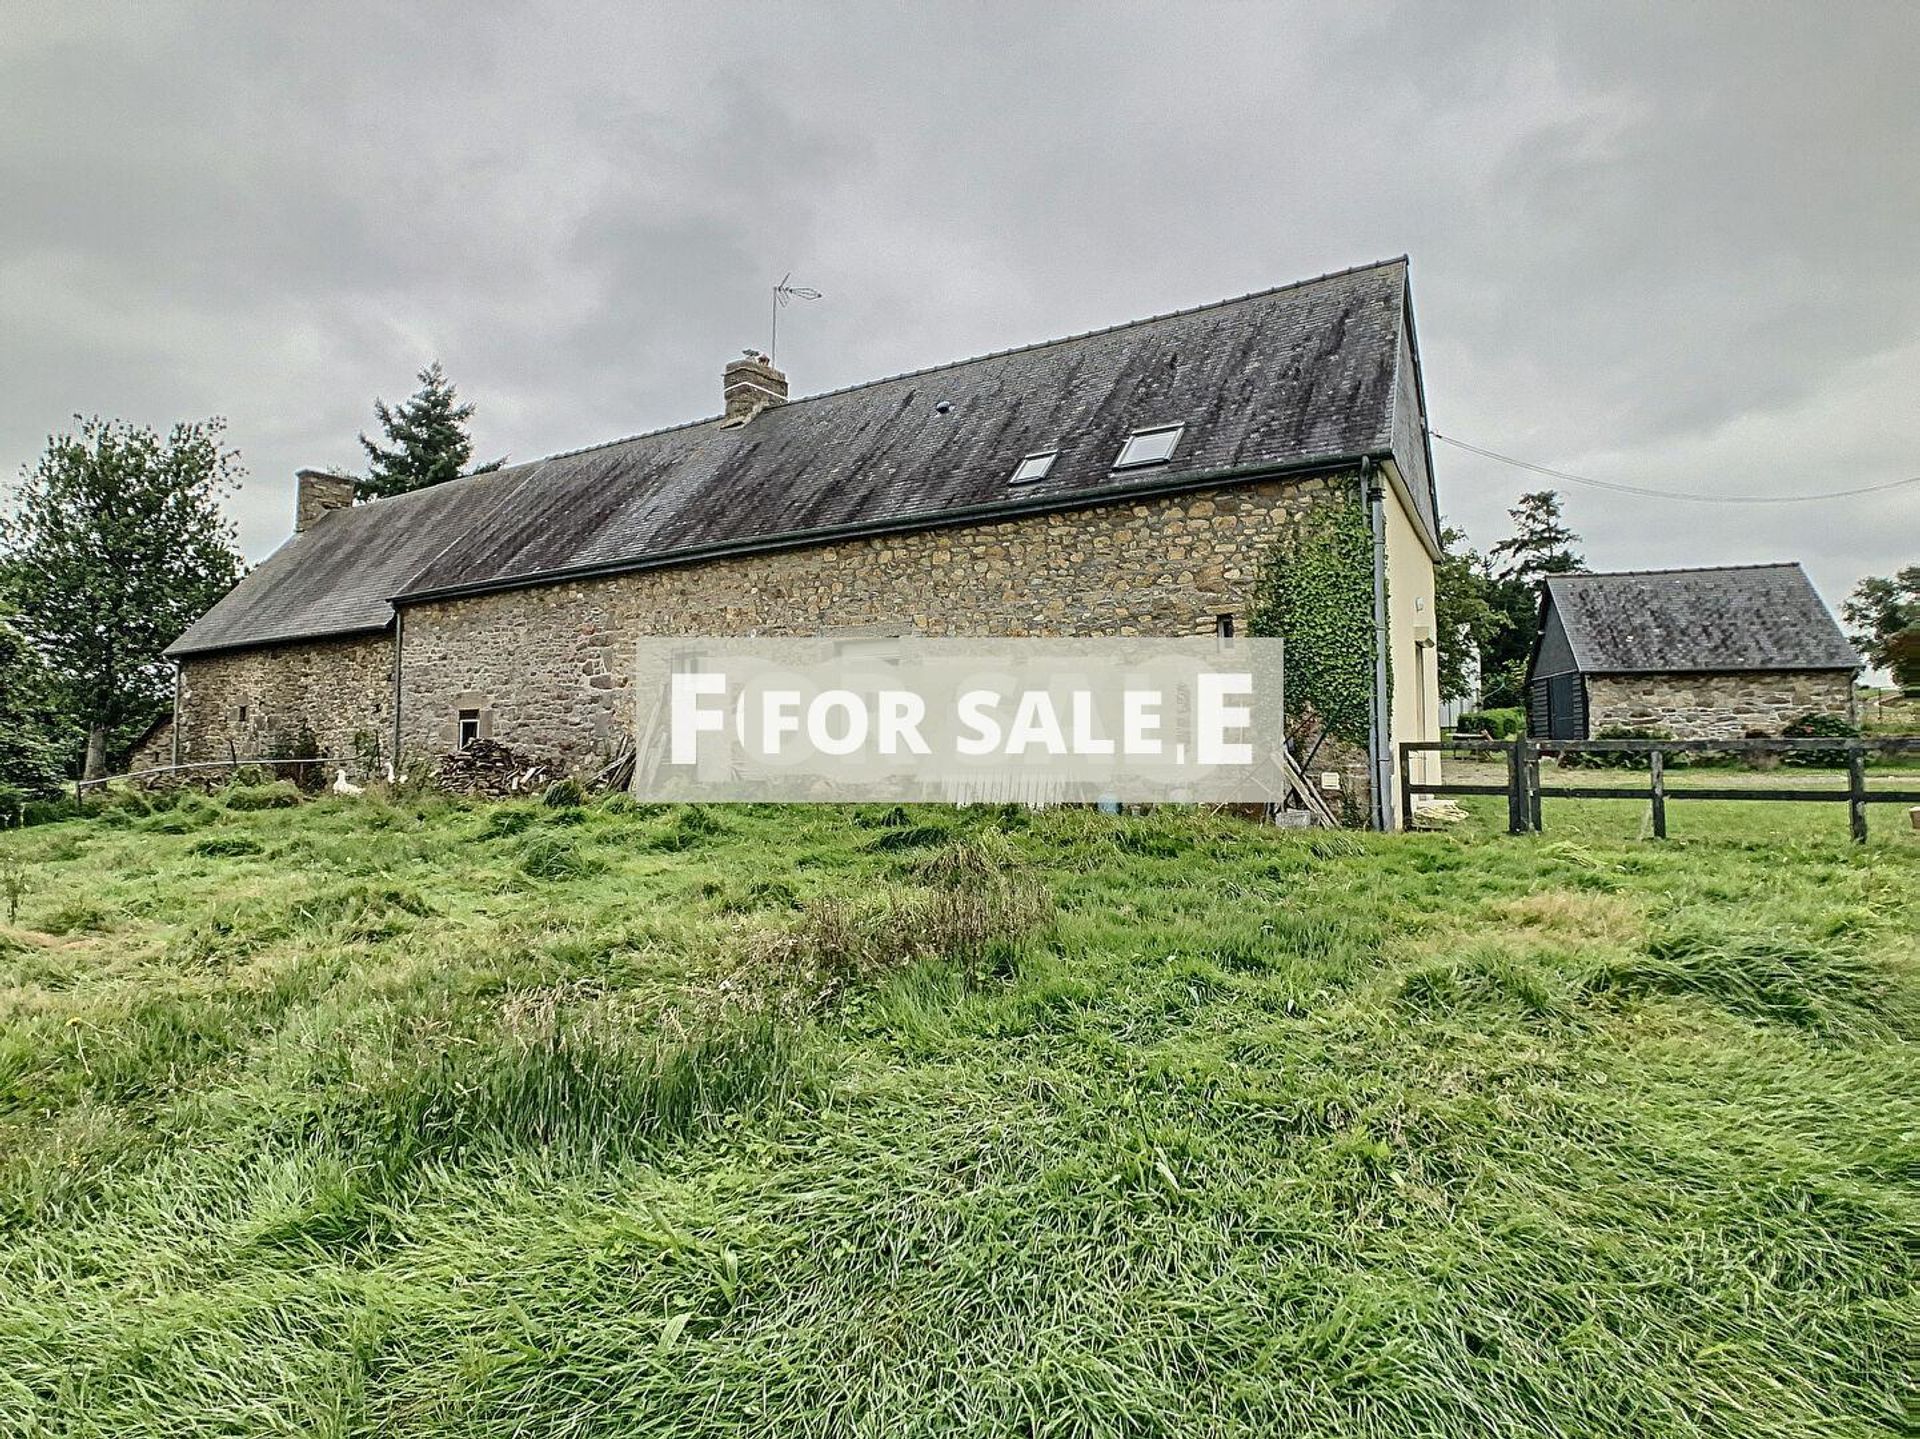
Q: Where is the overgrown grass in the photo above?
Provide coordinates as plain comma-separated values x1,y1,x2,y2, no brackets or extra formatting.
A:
0,792,1913,1436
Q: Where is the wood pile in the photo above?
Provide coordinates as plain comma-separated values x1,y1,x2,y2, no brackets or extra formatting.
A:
588,740,636,794
436,739,554,797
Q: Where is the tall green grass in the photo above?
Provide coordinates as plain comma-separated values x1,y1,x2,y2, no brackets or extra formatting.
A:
0,793,1913,1435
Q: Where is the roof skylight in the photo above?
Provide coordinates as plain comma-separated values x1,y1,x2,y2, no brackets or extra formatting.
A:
1009,450,1057,484
1114,423,1184,469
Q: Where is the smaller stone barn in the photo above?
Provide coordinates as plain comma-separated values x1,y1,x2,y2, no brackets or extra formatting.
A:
1526,563,1859,740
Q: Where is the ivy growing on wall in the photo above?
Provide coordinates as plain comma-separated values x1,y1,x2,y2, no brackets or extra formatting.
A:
1248,495,1382,748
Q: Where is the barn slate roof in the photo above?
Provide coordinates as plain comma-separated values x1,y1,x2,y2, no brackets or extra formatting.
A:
168,257,1432,658
1539,564,1860,675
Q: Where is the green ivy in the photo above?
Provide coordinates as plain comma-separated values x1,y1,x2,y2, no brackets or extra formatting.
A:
1249,495,1381,748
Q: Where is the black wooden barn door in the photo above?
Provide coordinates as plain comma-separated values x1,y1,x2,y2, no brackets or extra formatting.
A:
1529,675,1588,740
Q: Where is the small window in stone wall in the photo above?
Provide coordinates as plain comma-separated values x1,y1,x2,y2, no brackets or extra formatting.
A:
1215,613,1236,640
458,709,481,749
235,704,249,724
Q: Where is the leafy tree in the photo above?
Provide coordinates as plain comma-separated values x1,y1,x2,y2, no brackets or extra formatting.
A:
1432,525,1503,703
1,416,243,779
0,605,71,799
358,361,503,500
1477,491,1584,707
1842,567,1919,691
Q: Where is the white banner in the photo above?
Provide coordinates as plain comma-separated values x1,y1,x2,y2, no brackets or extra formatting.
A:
630,636,1284,804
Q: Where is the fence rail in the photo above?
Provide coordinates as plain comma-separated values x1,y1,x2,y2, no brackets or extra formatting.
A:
1399,736,1920,842
74,756,329,804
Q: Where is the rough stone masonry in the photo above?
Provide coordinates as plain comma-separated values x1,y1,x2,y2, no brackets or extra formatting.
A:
175,471,1374,801
1583,669,1857,739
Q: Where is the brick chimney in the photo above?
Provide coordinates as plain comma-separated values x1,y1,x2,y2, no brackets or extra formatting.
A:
721,350,789,427
296,470,356,532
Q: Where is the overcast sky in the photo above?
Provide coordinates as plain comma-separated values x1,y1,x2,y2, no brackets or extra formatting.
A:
3,2,1915,634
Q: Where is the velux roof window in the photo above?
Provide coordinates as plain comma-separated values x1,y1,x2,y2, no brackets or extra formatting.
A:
1009,450,1057,484
1114,423,1184,469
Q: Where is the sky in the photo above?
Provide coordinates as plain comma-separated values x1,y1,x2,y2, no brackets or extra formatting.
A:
2,1,1915,643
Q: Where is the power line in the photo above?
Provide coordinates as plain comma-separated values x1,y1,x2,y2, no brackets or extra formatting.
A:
1430,431,1920,505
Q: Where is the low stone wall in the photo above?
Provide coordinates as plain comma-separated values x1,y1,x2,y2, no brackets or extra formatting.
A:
396,472,1376,802
176,633,394,771
1584,669,1855,739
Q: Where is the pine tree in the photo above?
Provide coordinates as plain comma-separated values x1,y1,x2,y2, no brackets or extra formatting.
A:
1,416,242,778
1487,490,1584,582
357,361,503,500
1478,490,1585,707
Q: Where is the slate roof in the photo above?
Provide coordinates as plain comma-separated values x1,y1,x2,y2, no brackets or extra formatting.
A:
1539,564,1860,675
165,470,526,656
169,257,1432,658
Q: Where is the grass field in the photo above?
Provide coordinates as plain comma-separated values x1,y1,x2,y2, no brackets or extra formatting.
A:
1,786,1915,1436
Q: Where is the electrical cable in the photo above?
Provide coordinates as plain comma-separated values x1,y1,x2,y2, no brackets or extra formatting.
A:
1430,431,1920,505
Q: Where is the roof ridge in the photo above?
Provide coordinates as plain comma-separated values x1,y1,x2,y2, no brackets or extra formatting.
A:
1553,561,1804,580
515,255,1411,470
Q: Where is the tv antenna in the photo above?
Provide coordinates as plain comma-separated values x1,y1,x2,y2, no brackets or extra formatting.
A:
770,273,821,364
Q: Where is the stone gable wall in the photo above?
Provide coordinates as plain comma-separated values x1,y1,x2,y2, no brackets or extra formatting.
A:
176,633,394,771
396,473,1362,773
1585,669,1855,739
126,719,175,774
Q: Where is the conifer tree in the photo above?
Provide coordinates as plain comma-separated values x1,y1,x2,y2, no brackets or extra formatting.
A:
1478,490,1585,707
1488,490,1585,582
357,361,503,500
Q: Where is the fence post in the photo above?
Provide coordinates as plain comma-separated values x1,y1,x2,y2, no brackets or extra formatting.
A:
1525,741,1543,833
1398,745,1414,832
1848,743,1868,844
1506,741,1526,835
1649,749,1667,840
1651,745,1666,837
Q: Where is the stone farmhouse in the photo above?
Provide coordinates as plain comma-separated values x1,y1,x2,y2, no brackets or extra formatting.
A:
164,257,1445,825
1525,563,1859,740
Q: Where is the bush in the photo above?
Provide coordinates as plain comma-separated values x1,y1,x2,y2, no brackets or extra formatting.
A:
1452,708,1524,739
20,798,72,828
1781,711,1859,768
271,725,327,794
1560,726,1681,770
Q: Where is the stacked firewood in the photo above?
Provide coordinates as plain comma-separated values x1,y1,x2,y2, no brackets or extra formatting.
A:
436,739,554,797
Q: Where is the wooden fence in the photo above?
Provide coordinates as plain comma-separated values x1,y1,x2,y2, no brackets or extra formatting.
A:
73,756,329,805
1399,736,1920,842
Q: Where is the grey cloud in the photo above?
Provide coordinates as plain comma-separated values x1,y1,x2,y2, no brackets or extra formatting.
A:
1,0,1913,622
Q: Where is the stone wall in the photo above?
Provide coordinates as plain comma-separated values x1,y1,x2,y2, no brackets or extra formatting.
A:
1585,669,1855,739
176,633,394,771
125,719,174,774
397,472,1374,793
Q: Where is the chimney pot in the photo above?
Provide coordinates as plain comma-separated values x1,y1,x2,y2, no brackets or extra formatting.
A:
721,352,789,427
296,470,356,532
